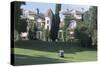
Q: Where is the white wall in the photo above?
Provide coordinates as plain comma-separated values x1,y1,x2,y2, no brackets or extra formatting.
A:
45,17,51,30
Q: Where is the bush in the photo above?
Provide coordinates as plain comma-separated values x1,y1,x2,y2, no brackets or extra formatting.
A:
75,22,92,48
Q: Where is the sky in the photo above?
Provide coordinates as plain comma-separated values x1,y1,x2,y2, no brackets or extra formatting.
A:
21,2,90,20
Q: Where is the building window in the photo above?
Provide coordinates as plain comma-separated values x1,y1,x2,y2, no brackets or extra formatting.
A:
37,22,41,28
47,20,49,24
37,31,41,39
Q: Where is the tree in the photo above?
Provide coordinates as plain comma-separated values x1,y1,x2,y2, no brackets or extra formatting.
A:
89,6,97,46
84,6,97,46
14,1,26,34
28,8,40,40
50,4,61,42
75,6,97,48
29,22,37,40
75,21,90,47
63,15,71,42
20,19,27,32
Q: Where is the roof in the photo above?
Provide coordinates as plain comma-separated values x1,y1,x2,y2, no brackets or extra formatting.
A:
62,10,82,15
35,13,45,20
46,8,53,17
75,10,82,15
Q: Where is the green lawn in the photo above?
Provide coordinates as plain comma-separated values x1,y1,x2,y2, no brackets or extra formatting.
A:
12,40,97,66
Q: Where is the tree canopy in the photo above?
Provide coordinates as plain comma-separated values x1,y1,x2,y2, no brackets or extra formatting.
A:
14,1,26,34
50,4,61,42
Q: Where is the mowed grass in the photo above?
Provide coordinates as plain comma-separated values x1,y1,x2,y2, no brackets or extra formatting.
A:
13,40,97,66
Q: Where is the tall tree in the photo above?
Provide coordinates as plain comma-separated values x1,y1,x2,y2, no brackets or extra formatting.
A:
29,22,37,39
63,16,70,42
75,6,97,47
14,1,26,34
89,6,97,46
50,4,61,42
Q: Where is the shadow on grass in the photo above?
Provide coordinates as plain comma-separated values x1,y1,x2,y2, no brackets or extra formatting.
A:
14,40,97,54
14,54,70,66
